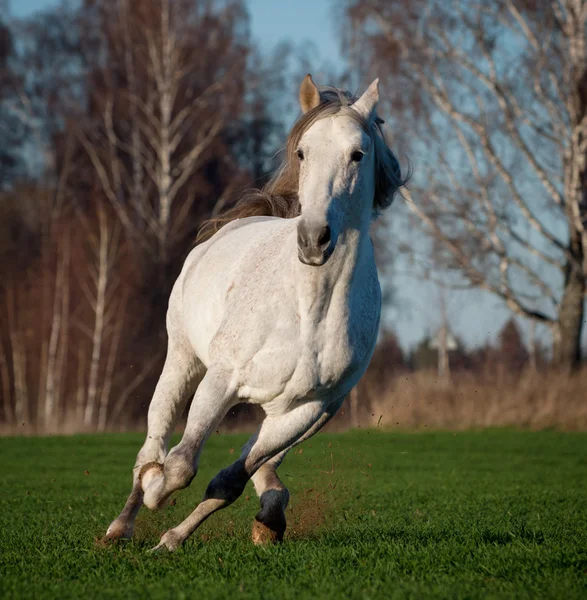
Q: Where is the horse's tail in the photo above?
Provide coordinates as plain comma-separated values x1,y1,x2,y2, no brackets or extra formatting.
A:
196,189,300,245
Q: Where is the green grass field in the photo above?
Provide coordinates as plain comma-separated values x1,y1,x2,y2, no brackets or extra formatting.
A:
1,429,586,599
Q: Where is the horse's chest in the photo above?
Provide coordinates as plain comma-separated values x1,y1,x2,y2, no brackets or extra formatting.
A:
237,310,375,407
224,252,381,407
298,333,354,392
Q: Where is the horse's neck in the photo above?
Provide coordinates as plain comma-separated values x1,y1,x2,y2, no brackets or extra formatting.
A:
293,227,371,328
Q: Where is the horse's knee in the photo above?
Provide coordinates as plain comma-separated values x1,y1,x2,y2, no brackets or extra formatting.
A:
135,438,166,473
163,446,198,489
142,447,196,510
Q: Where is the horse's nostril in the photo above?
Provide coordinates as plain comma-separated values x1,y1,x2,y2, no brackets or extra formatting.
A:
318,226,331,248
297,228,309,249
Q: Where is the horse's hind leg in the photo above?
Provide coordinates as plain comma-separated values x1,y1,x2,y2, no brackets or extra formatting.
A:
104,340,201,541
250,396,344,544
250,454,289,544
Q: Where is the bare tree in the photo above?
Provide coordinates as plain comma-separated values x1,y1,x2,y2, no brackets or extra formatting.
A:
344,0,587,368
77,0,247,266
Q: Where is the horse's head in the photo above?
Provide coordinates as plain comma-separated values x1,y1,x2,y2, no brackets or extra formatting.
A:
293,75,403,266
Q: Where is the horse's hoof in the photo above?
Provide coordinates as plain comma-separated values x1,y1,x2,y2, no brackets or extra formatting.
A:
149,529,182,553
102,519,134,543
251,519,283,545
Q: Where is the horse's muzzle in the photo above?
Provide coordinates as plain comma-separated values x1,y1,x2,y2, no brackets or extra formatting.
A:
297,220,334,266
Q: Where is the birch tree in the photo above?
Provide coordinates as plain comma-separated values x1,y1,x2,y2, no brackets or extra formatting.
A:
77,0,247,268
74,203,125,429
43,226,70,428
344,0,587,368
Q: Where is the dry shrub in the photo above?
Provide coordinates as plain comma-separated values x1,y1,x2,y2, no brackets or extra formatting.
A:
364,368,587,430
3,368,586,435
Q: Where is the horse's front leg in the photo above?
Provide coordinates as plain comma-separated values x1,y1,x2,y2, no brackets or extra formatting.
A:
104,341,201,541
142,367,236,511
150,397,330,552
250,396,345,544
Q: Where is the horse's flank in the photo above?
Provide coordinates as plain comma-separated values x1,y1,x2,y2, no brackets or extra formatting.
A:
196,87,405,244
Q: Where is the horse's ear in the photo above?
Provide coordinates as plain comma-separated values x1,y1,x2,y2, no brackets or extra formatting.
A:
353,78,380,122
299,74,320,113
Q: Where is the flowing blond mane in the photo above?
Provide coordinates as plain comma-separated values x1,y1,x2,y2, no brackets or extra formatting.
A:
196,87,405,244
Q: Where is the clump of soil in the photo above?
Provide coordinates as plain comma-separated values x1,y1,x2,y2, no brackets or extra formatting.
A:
286,452,355,540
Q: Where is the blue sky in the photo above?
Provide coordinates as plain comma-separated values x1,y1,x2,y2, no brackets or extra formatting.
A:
7,0,531,352
11,0,342,61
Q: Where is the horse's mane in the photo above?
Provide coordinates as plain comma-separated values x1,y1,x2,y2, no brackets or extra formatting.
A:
196,86,405,244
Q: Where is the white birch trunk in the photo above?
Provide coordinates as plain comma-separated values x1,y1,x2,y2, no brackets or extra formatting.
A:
97,289,127,432
55,229,71,426
44,235,67,428
84,208,109,428
157,0,173,264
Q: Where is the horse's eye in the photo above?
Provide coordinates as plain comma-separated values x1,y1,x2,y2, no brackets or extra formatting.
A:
297,149,304,161
351,150,364,163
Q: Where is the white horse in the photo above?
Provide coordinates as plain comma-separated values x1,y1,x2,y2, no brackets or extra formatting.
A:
105,75,404,551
